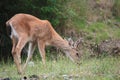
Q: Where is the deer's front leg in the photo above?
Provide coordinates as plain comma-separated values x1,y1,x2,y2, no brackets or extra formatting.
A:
12,37,27,74
38,40,46,65
23,42,36,73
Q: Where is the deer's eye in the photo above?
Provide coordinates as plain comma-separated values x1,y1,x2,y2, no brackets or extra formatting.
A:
76,53,79,57
23,76,27,79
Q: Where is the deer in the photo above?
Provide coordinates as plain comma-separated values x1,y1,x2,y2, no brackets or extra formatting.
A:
6,13,81,75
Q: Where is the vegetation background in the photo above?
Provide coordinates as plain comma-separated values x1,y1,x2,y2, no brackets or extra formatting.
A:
0,0,120,80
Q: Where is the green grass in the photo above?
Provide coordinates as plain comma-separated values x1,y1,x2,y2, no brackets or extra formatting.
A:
83,22,110,43
72,20,120,43
0,55,120,80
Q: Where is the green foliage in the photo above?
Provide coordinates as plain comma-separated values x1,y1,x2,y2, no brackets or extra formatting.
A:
83,22,109,43
114,0,120,17
67,0,87,17
64,0,87,29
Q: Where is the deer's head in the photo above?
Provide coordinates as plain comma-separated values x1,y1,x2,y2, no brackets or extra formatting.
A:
64,38,82,63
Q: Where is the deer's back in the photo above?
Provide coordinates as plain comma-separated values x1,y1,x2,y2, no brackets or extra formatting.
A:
7,13,54,42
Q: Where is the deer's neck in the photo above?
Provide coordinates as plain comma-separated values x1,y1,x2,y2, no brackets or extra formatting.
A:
48,26,71,51
51,34,71,51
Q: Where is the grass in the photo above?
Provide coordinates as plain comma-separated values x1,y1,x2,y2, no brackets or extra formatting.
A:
0,55,120,80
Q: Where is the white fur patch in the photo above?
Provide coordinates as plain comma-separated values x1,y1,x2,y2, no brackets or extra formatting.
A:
10,22,19,39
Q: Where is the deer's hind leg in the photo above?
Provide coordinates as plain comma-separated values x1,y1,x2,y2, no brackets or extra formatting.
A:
11,36,18,55
12,36,28,74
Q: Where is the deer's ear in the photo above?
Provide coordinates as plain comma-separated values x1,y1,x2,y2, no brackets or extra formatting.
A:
66,37,83,49
73,38,83,49
67,38,74,47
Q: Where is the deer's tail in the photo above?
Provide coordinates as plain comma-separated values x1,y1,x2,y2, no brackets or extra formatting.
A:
6,21,12,36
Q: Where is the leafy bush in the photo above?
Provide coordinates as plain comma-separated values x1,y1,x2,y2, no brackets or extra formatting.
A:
114,0,120,18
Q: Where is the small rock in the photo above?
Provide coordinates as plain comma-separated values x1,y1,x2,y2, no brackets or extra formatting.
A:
0,78,10,80
28,61,34,67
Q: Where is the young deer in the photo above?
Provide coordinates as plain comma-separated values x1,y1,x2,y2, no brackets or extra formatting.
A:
6,13,81,74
